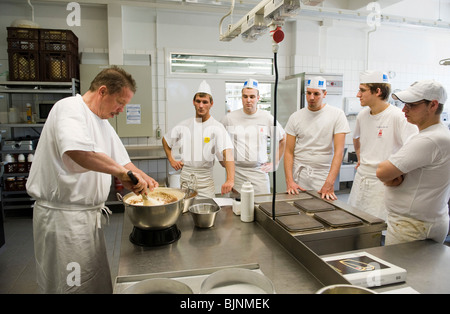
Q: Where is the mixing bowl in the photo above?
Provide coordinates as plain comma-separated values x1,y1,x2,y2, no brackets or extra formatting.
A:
315,284,376,294
189,203,220,228
122,278,193,294
200,268,275,294
118,187,186,230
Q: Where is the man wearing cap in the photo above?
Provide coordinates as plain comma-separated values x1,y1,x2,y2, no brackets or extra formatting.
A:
376,80,450,245
163,80,234,198
284,76,350,200
348,71,418,221
221,78,286,195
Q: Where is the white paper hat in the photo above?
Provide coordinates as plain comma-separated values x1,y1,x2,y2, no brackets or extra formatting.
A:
360,71,390,84
197,80,212,95
243,78,259,90
392,80,447,104
306,76,327,90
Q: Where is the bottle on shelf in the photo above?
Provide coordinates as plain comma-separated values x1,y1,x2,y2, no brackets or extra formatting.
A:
8,108,19,123
26,103,32,124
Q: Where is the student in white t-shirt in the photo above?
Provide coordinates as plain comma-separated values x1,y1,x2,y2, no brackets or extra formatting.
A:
348,71,418,220
377,80,450,245
221,79,286,195
284,76,350,200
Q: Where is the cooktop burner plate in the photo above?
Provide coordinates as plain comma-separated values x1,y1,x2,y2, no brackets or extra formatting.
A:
313,211,363,227
259,201,300,216
276,213,324,232
293,198,335,213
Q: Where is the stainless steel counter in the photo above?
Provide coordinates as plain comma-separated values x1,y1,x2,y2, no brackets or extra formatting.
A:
117,201,332,294
117,195,450,294
323,240,450,294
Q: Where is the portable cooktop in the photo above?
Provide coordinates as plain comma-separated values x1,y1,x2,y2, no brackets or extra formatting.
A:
129,225,181,247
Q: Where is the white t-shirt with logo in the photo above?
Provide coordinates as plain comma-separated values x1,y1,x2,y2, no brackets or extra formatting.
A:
164,116,233,168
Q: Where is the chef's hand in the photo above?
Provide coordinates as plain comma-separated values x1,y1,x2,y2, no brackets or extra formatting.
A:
169,159,184,171
318,182,337,201
260,162,275,173
121,171,148,195
286,181,305,195
141,173,159,192
221,179,234,195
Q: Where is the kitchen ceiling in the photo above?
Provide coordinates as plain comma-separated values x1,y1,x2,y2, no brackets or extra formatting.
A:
20,0,407,12
10,0,450,27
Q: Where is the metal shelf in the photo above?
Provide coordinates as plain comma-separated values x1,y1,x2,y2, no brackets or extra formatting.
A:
0,79,79,215
0,79,79,94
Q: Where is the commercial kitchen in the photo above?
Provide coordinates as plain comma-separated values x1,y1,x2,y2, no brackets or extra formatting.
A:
0,0,450,296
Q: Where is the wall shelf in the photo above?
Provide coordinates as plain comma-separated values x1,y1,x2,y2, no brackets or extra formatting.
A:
0,79,79,216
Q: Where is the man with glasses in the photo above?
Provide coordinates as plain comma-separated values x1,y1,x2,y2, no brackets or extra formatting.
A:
376,80,450,245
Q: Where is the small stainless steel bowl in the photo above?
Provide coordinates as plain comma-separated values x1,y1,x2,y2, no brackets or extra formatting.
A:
182,189,198,213
122,278,193,294
189,203,220,228
315,284,376,294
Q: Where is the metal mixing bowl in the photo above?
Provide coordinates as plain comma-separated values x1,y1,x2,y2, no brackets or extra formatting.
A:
122,278,193,294
118,187,186,230
315,284,376,294
189,203,220,228
200,268,275,294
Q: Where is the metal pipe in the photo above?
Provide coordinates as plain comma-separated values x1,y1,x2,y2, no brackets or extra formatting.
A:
27,0,35,22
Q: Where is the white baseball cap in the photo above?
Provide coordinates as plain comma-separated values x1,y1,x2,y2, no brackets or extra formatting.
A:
243,78,259,90
360,70,390,84
392,80,447,105
306,76,327,90
197,80,212,95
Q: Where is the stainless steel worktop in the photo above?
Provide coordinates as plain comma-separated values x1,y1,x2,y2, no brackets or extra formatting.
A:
116,193,450,294
117,201,329,294
323,240,450,294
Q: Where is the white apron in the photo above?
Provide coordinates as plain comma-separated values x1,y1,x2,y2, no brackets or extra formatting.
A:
234,166,270,195
385,212,449,245
293,162,328,192
33,200,113,294
181,166,215,198
347,165,387,221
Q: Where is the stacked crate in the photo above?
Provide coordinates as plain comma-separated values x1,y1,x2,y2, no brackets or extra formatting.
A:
7,28,40,81
7,27,79,82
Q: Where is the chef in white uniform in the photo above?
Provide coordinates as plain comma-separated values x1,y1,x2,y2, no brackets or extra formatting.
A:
26,66,158,293
348,71,418,220
221,79,286,195
163,80,234,198
284,76,350,200
377,80,450,245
